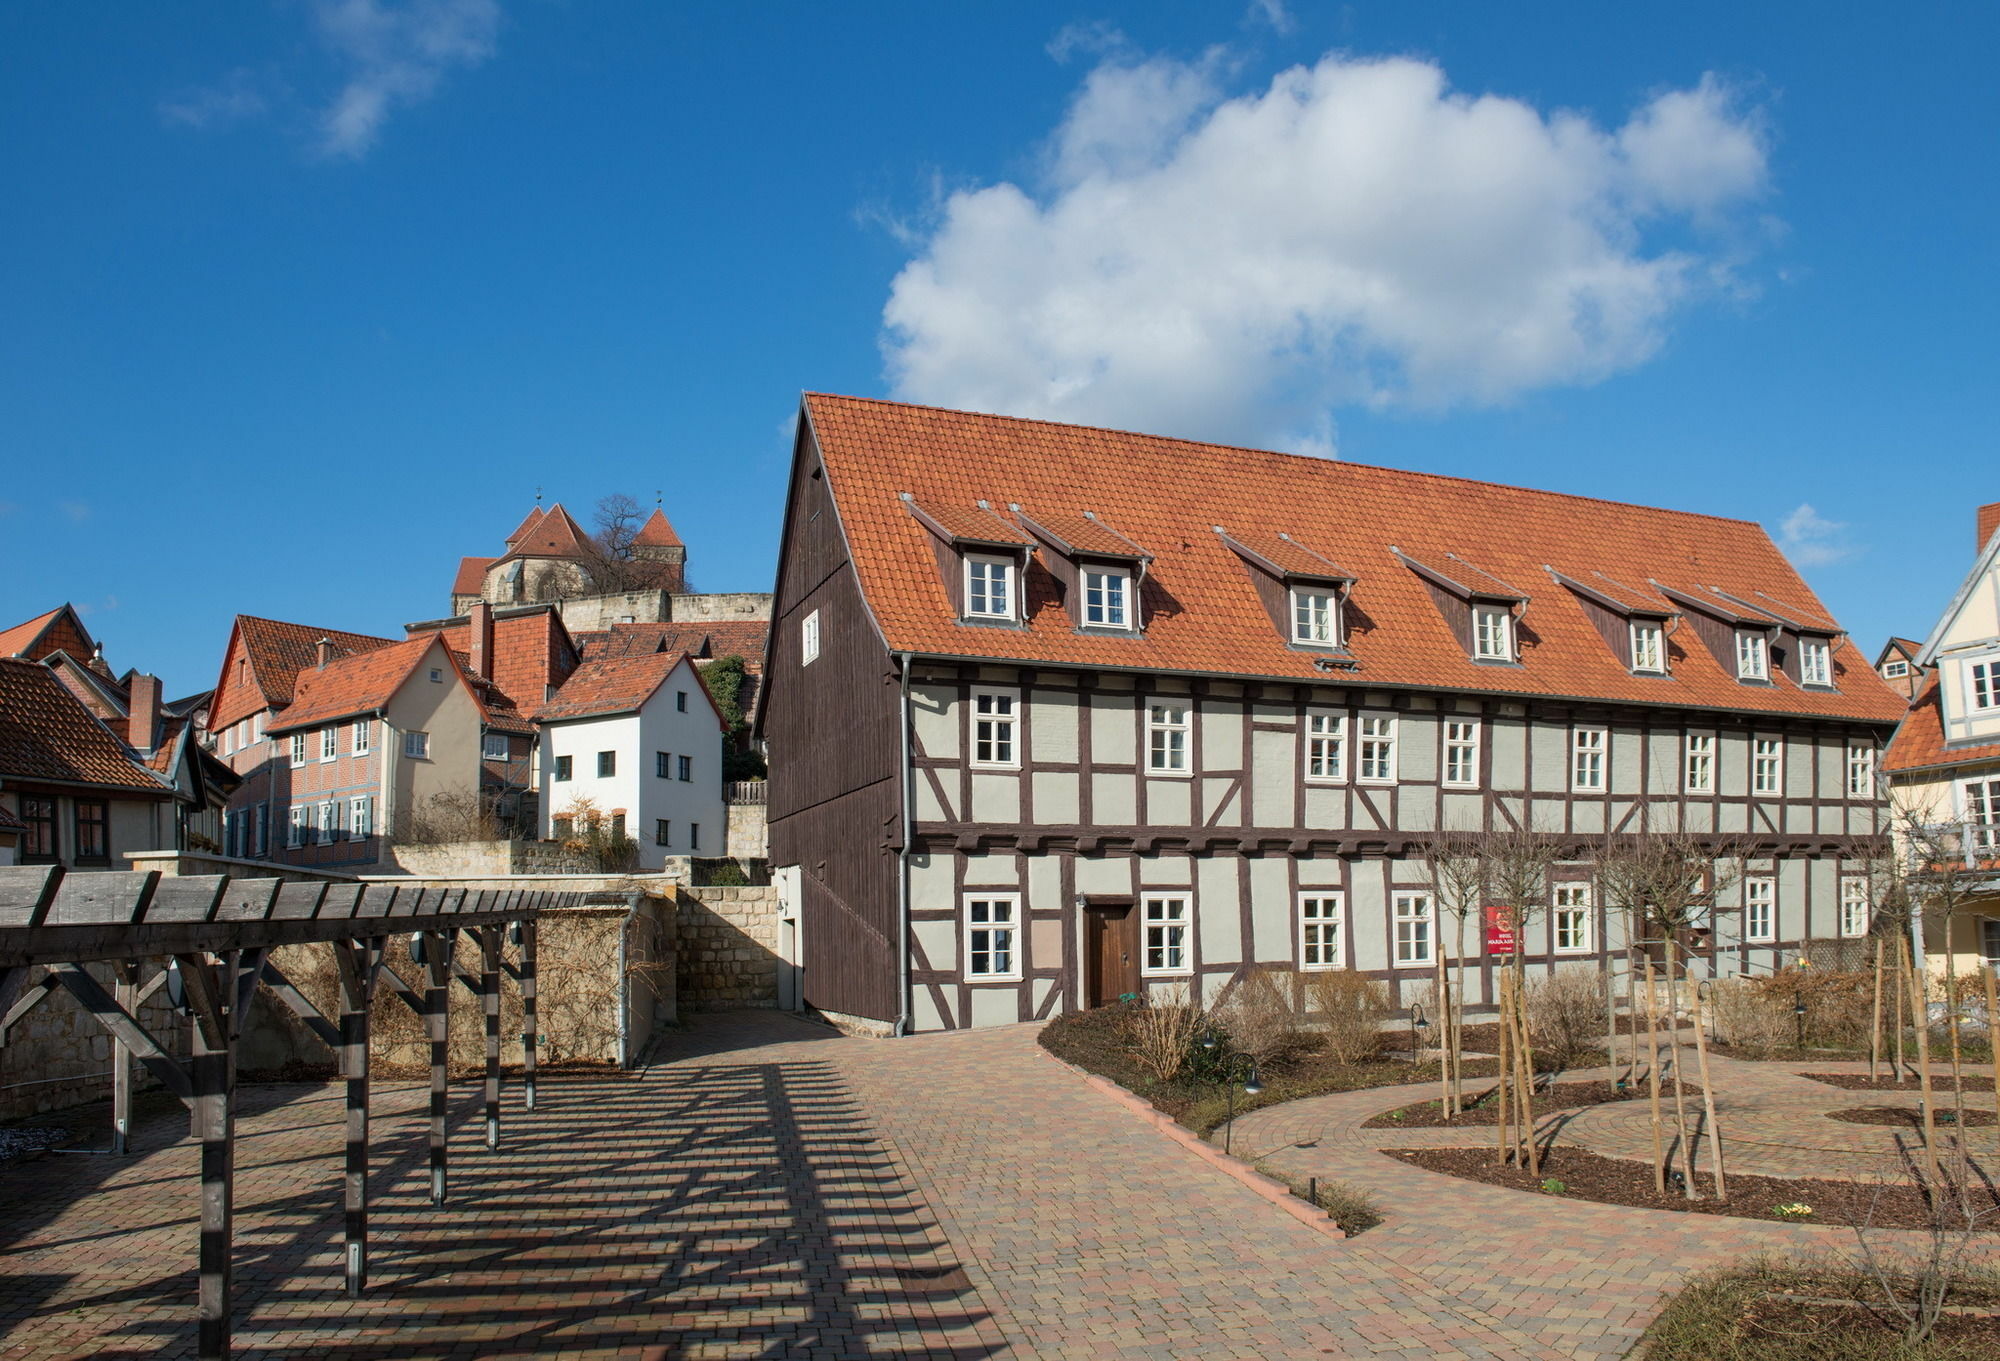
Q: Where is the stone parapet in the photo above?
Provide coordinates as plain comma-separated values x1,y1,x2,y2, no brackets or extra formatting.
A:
675,884,781,1010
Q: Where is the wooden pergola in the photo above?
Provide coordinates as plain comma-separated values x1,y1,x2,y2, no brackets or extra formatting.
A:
0,864,586,1360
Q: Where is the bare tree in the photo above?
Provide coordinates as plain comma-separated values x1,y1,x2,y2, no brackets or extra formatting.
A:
1481,824,1566,1172
1420,832,1485,1116
573,493,684,595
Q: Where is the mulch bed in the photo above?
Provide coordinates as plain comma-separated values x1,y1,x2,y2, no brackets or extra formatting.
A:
1800,1072,1998,1094
1387,1144,2000,1230
1716,1297,2000,1357
1827,1105,1999,1129
1363,1078,1700,1129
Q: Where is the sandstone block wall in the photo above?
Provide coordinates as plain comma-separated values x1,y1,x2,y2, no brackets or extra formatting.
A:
0,963,188,1121
381,839,602,878
724,802,767,859
676,884,781,1010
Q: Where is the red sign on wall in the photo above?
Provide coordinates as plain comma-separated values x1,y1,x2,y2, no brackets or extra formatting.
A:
1484,903,1518,956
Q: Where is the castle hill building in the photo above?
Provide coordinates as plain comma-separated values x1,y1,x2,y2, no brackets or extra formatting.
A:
761,394,1909,1034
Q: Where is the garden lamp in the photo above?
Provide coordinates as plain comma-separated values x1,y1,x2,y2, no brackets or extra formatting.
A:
1409,1001,1429,1062
164,958,189,1015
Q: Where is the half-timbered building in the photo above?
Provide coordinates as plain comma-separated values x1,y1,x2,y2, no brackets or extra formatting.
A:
761,394,1909,1034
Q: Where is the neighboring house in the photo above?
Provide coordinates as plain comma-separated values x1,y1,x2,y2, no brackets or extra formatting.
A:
0,603,97,666
1882,500,2000,971
261,635,487,868
1874,636,1926,700
760,394,1907,1034
534,651,725,870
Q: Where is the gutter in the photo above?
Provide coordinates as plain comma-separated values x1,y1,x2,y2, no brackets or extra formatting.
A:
896,650,915,1036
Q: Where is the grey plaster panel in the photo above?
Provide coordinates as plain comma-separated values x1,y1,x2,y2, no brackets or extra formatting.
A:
1030,689,1080,764
1572,801,1606,835
1091,773,1136,825
913,916,958,972
1028,854,1063,911
1197,855,1241,963
912,988,949,1032
913,684,959,759
1490,717,1528,790
1090,693,1137,763
1440,792,1483,832
963,851,1021,888
1247,856,1291,966
1399,714,1438,782
971,772,1021,825
1303,785,1344,830
1033,771,1080,825
970,988,1017,1028
1612,729,1642,795
1146,778,1192,827
1250,729,1294,827
1138,851,1194,888
1647,732,1680,796
1530,722,1568,792
1201,776,1244,827
1348,859,1390,971
1200,698,1244,770
1075,856,1133,897
1297,854,1344,887
910,854,955,911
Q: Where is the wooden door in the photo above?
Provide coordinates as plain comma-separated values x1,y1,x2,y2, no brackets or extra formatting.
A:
1085,902,1140,1007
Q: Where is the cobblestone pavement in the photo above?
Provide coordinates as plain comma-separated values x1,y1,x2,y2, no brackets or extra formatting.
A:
4,1015,1990,1359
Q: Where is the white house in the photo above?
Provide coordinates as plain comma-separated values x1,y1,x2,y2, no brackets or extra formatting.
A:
535,651,726,869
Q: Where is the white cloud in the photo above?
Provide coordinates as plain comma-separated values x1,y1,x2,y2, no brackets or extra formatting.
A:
1777,502,1851,568
1247,0,1296,36
312,0,499,159
881,51,1772,451
159,68,272,129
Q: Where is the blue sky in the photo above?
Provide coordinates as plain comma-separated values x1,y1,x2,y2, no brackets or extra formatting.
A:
1,1,1993,695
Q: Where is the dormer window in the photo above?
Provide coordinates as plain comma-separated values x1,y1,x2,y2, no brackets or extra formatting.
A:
1799,638,1832,687
1734,630,1770,681
1218,529,1352,651
1970,660,1998,711
1630,621,1665,674
1472,606,1513,661
965,554,1016,619
1291,587,1337,645
1394,547,1526,666
1082,567,1131,628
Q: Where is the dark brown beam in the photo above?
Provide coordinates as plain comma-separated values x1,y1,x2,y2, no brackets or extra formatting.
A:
332,938,378,1298
260,960,340,1051
480,927,501,1151
0,967,57,1038
521,919,538,1111
0,906,566,969
47,963,192,1103
180,953,234,1361
423,933,451,1205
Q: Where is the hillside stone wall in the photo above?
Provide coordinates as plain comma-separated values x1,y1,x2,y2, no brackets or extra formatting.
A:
676,884,781,1010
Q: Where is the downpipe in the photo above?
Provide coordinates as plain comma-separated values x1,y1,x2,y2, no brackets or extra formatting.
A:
895,651,915,1036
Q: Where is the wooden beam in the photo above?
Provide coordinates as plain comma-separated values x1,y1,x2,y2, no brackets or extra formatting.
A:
376,960,427,1020
332,939,376,1298
260,960,340,1051
46,964,192,1103
521,920,538,1111
423,933,451,1205
0,967,57,1039
0,865,64,926
188,973,235,1361
113,963,138,1156
480,927,501,1151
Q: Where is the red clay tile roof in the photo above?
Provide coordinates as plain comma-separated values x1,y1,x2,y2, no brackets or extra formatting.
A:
267,637,447,733
0,658,169,795
211,616,400,732
1223,531,1352,581
504,507,546,546
1980,502,2000,554
633,508,683,548
1546,568,1676,617
535,651,722,724
1017,507,1151,560
453,556,497,595
0,606,95,665
1883,676,2000,774
802,393,1907,725
410,610,577,709
503,503,589,561
572,621,767,669
906,497,1034,547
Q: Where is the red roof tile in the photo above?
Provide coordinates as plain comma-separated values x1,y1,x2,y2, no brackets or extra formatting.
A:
905,498,1035,547
0,658,169,795
453,556,497,595
535,651,721,724
210,616,400,732
504,502,589,560
1016,507,1151,560
268,637,449,733
572,621,767,669
802,393,1907,725
0,606,95,665
632,508,683,548
1884,676,2000,774
410,610,577,708
504,506,546,546
1222,530,1352,581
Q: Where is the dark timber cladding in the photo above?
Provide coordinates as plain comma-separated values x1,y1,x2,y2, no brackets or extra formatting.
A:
762,419,901,1023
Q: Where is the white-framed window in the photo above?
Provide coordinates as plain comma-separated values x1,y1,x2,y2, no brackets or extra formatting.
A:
1082,568,1130,628
801,609,821,665
1443,720,1480,788
1800,638,1832,687
320,727,338,761
1752,737,1783,795
1147,701,1190,774
1969,660,1999,711
1839,877,1869,938
288,806,307,848
350,796,372,840
1684,733,1715,793
1846,745,1875,798
404,730,429,759
1965,778,2000,851
352,718,370,755
1358,714,1397,783
1142,894,1191,975
428,667,444,684
1304,710,1346,783
221,727,234,756
1735,630,1770,681
1744,877,1776,943
289,732,307,768
964,895,1021,980
1298,894,1345,970
1630,620,1665,674
1571,726,1607,792
1291,587,1337,645
1472,606,1512,661
482,734,508,759
1882,659,1910,679
1392,891,1434,967
319,800,338,843
1553,883,1593,954
251,711,264,742
965,555,1015,619
971,688,1018,769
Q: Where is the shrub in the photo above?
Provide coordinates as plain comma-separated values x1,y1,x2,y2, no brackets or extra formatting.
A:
1710,968,1875,1052
1708,978,1794,1051
1211,966,1311,1067
395,788,503,845
1528,965,1607,1067
1119,986,1206,1083
1302,970,1390,1065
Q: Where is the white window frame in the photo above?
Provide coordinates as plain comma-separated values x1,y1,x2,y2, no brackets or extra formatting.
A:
964,554,1016,620
1882,659,1910,679
1752,737,1783,795
1965,777,2000,852
1082,567,1131,629
1744,877,1776,943
320,727,338,762
801,609,820,666
1685,733,1715,794
1290,587,1337,646
1304,710,1346,783
1800,638,1832,687
1969,659,1999,711
1839,877,1869,939
221,727,234,756
964,894,1022,981
1141,894,1192,976
352,718,370,755
1443,719,1480,789
350,796,372,841
482,733,509,760
1571,726,1607,792
1553,883,1593,955
403,730,429,760
320,800,339,843
1357,714,1397,784
1846,745,1875,798
970,687,1019,770
1298,893,1346,971
289,733,307,768
288,806,307,848
1146,700,1191,775
251,711,264,742
1392,891,1434,967
1630,620,1665,674
1735,630,1770,681
1472,605,1512,661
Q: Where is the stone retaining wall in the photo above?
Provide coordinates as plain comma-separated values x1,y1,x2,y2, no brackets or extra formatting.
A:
0,963,188,1122
676,884,781,1010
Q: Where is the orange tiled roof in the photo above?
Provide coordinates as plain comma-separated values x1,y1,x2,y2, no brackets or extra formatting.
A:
504,506,546,546
802,393,1907,725
0,658,169,795
1018,508,1150,559
267,637,444,733
1225,531,1352,581
536,651,710,723
210,616,400,732
410,610,577,709
0,605,94,665
453,556,497,595
1883,676,2000,774
573,621,767,669
907,497,1034,547
633,508,683,548
503,503,589,561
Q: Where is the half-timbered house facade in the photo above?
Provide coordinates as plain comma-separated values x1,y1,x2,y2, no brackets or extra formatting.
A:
762,394,1909,1034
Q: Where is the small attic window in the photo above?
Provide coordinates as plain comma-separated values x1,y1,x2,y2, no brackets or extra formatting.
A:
1630,620,1666,674
1015,505,1153,635
1800,637,1833,687
1083,567,1131,629
1290,586,1337,645
903,494,1034,627
1882,659,1909,678
965,555,1016,619
429,667,444,683
1219,529,1352,651
1734,630,1769,681
1472,606,1513,661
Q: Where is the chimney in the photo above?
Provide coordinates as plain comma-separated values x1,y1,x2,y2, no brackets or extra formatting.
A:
315,637,333,668
1979,501,2000,554
469,601,494,679
128,673,161,754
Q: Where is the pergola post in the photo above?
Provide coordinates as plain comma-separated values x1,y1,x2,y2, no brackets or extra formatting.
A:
332,939,376,1297
521,919,538,1110
176,951,235,1361
423,931,452,1205
112,962,138,1155
480,927,501,1150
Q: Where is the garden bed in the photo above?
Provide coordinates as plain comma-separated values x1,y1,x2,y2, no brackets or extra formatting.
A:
1386,1144,2000,1231
1363,1078,1697,1129
1826,1106,1998,1129
1801,1072,1998,1094
1641,1260,2000,1360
